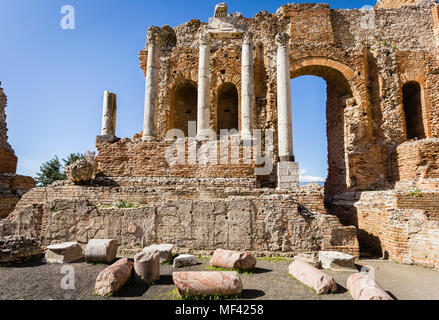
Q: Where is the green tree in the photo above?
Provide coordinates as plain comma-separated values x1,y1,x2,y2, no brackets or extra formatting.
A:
34,152,87,186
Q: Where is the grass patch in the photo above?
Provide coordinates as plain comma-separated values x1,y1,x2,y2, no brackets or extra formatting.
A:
205,265,255,275
114,200,139,209
409,188,423,198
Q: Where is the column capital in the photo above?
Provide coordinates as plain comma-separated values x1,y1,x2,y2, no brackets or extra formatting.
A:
146,27,160,46
199,31,211,46
275,33,290,47
242,32,254,45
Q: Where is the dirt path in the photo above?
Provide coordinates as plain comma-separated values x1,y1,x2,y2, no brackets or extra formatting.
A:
0,257,437,300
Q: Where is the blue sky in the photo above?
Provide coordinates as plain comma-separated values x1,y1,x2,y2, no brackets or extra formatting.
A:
0,0,374,181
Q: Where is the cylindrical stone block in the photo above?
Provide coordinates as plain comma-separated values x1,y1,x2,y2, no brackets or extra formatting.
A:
347,272,393,300
134,249,160,284
172,271,243,296
85,239,118,264
241,32,254,140
101,90,117,136
276,33,294,161
95,258,133,296
197,31,211,138
210,249,256,270
289,259,338,295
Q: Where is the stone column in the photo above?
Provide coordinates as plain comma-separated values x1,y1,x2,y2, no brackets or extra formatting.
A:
142,28,159,141
241,32,254,141
101,90,117,137
276,33,299,189
197,31,211,139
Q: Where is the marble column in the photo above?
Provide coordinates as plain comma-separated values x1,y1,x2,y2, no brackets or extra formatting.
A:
276,33,294,161
276,32,299,189
142,28,159,141
197,31,211,139
101,90,117,136
241,32,254,140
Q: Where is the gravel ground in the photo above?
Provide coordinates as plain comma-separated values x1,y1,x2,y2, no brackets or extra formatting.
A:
0,257,438,300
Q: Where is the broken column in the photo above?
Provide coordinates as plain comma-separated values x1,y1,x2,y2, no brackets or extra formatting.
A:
275,32,299,189
210,249,256,270
241,32,254,140
95,258,133,296
134,249,160,284
142,27,159,141
347,272,393,300
172,271,243,296
101,91,117,137
85,239,118,264
288,259,338,295
197,30,211,139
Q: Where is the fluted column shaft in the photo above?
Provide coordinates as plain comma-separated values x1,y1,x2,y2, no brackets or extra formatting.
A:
197,31,211,138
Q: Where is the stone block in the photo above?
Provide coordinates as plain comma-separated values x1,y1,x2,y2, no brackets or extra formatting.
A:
134,249,160,283
95,258,133,296
289,259,337,294
210,249,256,270
172,271,243,296
85,239,118,264
45,242,84,263
318,251,356,271
143,244,174,262
277,161,299,189
173,254,197,268
347,273,393,300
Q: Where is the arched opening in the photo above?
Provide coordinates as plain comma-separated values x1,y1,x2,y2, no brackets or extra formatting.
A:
291,76,328,187
402,81,425,140
170,81,197,136
291,64,354,200
217,82,239,134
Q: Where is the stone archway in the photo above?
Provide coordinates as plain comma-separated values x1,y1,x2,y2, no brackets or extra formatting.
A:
289,57,371,198
216,82,239,134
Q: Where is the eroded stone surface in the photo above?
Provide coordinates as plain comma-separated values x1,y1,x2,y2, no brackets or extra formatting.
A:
143,244,174,262
318,251,356,271
45,242,84,264
172,271,243,296
173,254,197,268
66,158,97,184
347,272,393,300
85,239,118,264
289,259,338,294
134,249,160,283
210,249,256,270
95,258,133,296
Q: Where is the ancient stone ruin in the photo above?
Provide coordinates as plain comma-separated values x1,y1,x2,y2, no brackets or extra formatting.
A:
1,0,439,270
0,83,34,219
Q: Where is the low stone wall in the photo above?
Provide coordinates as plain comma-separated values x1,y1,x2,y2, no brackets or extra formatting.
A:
0,180,359,257
0,174,35,218
0,236,43,264
330,190,439,269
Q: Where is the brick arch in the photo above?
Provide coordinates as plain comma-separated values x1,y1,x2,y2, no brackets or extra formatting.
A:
288,56,372,197
399,72,431,138
169,80,198,136
216,82,240,134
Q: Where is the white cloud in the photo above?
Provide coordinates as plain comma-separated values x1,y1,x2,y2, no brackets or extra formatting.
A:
299,169,326,183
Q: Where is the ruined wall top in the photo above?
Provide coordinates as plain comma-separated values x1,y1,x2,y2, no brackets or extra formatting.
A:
376,0,426,8
0,83,13,153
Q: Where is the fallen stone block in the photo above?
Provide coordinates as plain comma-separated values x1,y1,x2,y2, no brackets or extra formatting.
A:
294,253,320,268
143,244,174,262
210,249,256,270
347,272,393,300
172,271,242,296
85,239,118,264
95,258,133,296
45,242,84,263
318,251,356,271
173,254,197,268
289,259,338,294
134,249,160,283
